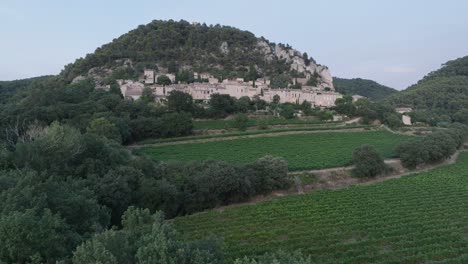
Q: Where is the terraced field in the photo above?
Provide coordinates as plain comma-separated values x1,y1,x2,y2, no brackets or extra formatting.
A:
193,118,340,130
173,152,468,263
136,131,410,170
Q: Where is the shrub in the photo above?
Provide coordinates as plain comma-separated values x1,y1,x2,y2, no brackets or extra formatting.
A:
351,145,386,178
256,118,269,130
232,113,249,131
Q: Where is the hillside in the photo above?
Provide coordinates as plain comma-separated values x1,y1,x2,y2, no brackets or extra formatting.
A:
333,77,397,100
0,76,52,104
61,20,334,89
387,56,468,124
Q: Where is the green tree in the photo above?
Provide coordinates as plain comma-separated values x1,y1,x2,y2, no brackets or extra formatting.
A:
273,94,281,105
235,96,252,113
0,209,69,263
156,75,172,85
167,90,194,113
301,100,312,116
351,145,386,178
208,94,235,118
280,104,295,119
87,117,122,143
232,113,249,131
140,87,155,103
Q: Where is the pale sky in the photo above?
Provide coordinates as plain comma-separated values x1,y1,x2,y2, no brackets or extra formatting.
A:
1,0,468,89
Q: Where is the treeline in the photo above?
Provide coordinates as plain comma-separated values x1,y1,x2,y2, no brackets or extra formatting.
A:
334,95,403,128
396,124,468,168
0,77,192,144
0,76,52,104
333,77,397,101
0,120,290,263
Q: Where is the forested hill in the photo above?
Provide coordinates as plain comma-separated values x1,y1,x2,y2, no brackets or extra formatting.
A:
387,55,468,124
333,77,397,100
60,19,334,88
0,76,52,104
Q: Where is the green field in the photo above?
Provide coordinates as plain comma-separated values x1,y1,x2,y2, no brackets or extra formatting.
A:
173,152,468,263
136,131,410,171
136,125,374,145
193,118,340,130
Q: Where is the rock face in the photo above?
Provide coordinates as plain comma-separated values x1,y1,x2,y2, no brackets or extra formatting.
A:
256,40,334,89
220,41,229,55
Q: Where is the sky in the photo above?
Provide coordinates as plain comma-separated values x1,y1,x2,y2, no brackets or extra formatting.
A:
1,0,468,90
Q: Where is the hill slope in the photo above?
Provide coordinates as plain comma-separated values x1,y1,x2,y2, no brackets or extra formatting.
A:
0,76,52,104
387,56,468,124
333,77,397,100
61,20,334,89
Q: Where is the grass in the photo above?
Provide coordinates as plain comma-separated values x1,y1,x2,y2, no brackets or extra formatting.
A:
136,131,410,171
136,125,374,145
173,152,468,263
193,118,341,130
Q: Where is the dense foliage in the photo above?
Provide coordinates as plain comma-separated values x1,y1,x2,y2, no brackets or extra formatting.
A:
396,124,467,169
72,207,223,264
387,56,468,125
0,120,290,262
136,131,410,171
333,77,397,101
351,145,387,177
175,152,468,262
0,76,52,104
0,77,192,144
334,96,403,128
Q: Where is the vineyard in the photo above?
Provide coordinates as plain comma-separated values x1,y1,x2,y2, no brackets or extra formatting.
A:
193,118,340,130
136,131,410,170
173,152,468,263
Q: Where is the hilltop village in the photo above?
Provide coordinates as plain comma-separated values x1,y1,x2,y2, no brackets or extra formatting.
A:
117,69,343,107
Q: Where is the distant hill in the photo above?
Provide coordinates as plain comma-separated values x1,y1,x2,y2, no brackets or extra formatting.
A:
0,76,52,104
61,20,334,89
387,55,468,124
333,77,397,100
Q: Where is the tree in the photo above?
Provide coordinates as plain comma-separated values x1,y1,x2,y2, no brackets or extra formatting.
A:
235,96,252,113
318,110,333,121
273,94,281,105
109,81,123,98
87,117,122,143
156,75,172,85
280,104,295,119
351,145,386,178
167,90,193,113
13,122,83,173
248,156,290,194
334,95,355,116
158,112,193,137
232,113,249,131
72,207,222,264
384,113,403,129
0,209,69,263
208,94,235,118
140,87,155,103
301,100,312,116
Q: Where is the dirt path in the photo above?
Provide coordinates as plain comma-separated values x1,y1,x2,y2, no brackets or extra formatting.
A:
214,149,466,212
128,127,375,149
